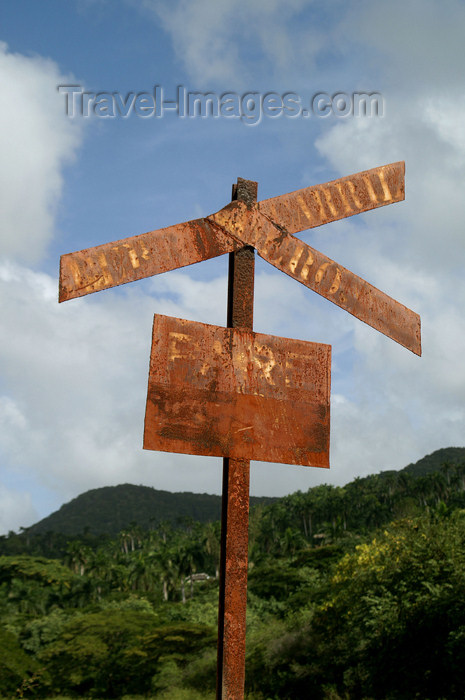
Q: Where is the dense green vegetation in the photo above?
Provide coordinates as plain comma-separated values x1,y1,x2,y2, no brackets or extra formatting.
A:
1,449,465,699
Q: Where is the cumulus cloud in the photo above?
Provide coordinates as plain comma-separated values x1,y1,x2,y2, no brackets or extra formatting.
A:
135,0,324,87
315,98,465,275
344,0,465,90
0,264,214,504
0,42,82,263
0,256,362,532
310,0,465,475
0,44,86,531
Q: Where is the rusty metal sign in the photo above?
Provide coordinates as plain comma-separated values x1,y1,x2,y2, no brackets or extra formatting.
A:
144,314,331,467
60,161,419,356
59,164,422,700
60,163,404,295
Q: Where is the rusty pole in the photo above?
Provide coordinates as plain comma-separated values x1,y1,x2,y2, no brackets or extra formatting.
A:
216,178,257,700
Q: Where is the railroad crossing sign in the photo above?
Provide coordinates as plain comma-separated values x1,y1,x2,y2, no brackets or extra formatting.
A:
59,162,421,700
59,162,420,355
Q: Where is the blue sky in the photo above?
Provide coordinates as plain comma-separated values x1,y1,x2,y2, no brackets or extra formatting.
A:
1,0,464,533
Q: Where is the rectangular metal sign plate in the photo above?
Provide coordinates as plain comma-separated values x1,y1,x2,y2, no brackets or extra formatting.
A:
144,315,331,467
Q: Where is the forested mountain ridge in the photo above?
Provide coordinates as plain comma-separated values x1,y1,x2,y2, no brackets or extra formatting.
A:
401,446,465,476
27,484,277,537
24,446,465,539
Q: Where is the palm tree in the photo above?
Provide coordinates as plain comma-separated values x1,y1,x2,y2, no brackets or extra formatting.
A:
64,541,91,576
86,548,113,600
204,521,221,578
153,540,177,602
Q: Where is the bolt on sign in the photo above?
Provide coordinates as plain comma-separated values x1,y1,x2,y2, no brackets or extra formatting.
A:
59,161,421,700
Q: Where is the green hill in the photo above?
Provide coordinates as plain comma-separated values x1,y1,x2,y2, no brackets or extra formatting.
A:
401,446,465,477
28,484,276,537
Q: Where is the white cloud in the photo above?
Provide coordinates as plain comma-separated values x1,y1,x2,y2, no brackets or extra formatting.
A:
4,248,461,530
0,43,83,264
345,0,465,90
0,485,38,535
0,262,234,530
315,0,465,275
310,1,465,477
136,0,323,87
315,99,465,274
0,256,369,530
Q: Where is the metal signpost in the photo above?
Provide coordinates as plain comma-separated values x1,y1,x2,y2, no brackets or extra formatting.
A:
59,162,421,700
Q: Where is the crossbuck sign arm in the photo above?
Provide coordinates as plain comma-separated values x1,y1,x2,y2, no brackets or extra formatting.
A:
59,161,420,355
59,162,404,303
209,201,421,356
